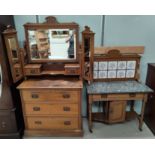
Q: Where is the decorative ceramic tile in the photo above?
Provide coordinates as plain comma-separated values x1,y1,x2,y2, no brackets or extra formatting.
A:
118,61,127,69
108,61,117,70
99,71,107,78
93,71,98,79
99,61,108,70
94,62,98,70
126,70,135,78
108,70,116,78
127,61,136,69
117,70,126,78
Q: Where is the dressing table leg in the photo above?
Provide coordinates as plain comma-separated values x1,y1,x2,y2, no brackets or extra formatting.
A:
88,95,93,133
139,94,147,131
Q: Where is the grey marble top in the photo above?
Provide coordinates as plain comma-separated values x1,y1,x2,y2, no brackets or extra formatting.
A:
87,81,153,94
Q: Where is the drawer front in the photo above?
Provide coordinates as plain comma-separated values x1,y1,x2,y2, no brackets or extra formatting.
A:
0,110,17,133
22,90,79,103
65,68,80,75
24,103,78,116
26,117,79,130
25,68,40,75
92,93,144,101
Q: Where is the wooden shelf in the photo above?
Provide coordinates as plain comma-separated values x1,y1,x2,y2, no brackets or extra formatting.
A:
24,64,42,69
41,70,65,75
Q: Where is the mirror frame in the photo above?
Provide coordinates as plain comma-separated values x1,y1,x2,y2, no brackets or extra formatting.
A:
0,63,2,98
3,25,23,83
24,17,79,63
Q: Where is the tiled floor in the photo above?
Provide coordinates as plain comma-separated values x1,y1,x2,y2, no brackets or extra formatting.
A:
24,118,154,139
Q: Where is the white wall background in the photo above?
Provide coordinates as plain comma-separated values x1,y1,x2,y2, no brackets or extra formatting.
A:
14,15,155,116
104,15,155,83
14,15,36,46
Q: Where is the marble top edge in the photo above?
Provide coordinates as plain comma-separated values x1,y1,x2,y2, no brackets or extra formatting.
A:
87,81,153,94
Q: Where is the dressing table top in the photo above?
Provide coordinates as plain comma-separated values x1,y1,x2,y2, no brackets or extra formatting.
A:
17,79,83,89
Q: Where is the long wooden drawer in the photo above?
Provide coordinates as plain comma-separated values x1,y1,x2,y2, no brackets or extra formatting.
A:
21,90,79,103
26,117,79,130
92,93,144,101
24,103,78,116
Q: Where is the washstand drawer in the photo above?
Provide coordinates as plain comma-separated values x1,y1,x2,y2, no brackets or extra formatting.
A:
92,93,144,101
24,103,79,116
22,90,79,103
26,117,79,130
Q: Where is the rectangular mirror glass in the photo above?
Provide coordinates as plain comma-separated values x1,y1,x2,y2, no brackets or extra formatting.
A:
8,37,19,61
28,29,76,60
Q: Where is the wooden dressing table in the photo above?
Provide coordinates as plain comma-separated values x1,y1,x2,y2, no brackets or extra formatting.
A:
87,81,153,132
16,16,84,137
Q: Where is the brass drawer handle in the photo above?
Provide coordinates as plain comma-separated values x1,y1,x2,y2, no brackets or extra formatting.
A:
33,107,40,111
34,121,42,125
63,107,71,111
63,93,70,98
129,93,136,97
64,121,71,125
31,94,39,99
101,94,107,98
16,74,20,77
30,69,36,74
15,69,20,74
68,70,76,74
1,122,6,128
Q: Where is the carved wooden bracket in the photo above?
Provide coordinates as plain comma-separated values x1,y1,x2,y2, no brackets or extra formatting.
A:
82,25,94,34
3,25,16,34
85,26,90,31
107,49,122,57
